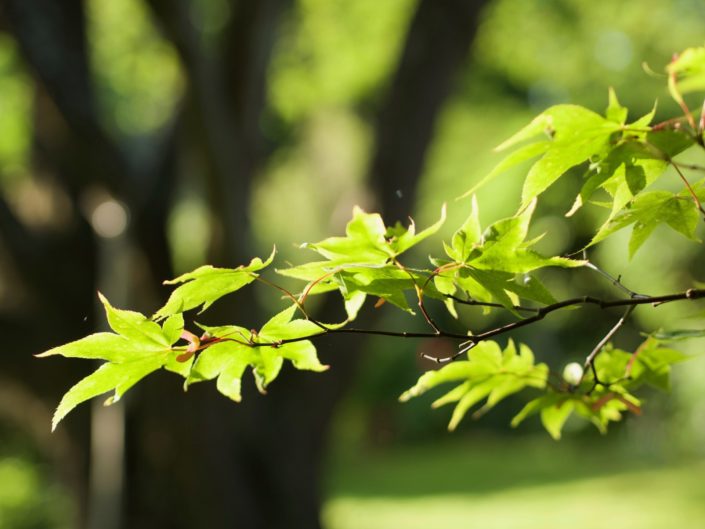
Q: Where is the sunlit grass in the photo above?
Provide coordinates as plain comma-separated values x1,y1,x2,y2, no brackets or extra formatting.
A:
323,435,705,529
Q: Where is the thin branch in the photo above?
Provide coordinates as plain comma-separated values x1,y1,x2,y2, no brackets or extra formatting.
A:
473,288,704,343
671,161,705,219
673,161,705,173
255,275,307,316
420,340,475,364
650,115,689,132
202,287,705,350
642,139,705,216
395,258,442,334
213,327,469,350
298,267,342,307
624,336,652,379
582,305,636,392
584,260,643,299
449,295,540,313
668,67,697,131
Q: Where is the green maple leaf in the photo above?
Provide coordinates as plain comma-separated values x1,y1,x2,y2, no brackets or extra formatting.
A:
460,141,550,199
439,198,582,312
511,390,636,440
567,141,666,217
399,340,548,431
299,205,446,264
595,339,690,393
539,399,576,440
448,199,584,273
187,305,329,401
444,195,482,263
471,201,580,273
155,249,275,318
589,190,700,257
487,104,620,206
37,294,186,430
605,87,628,125
279,206,445,318
668,46,705,94
512,336,689,440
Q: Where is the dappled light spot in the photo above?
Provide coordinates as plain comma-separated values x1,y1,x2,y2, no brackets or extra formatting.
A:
90,199,129,239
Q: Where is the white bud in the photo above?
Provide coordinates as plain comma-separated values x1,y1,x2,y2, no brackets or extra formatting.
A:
562,362,584,386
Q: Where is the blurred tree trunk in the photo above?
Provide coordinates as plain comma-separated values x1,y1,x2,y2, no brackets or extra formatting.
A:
370,0,488,223
0,0,177,526
0,0,488,528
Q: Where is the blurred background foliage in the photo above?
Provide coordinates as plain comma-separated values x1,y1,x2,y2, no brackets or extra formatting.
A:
1,0,704,528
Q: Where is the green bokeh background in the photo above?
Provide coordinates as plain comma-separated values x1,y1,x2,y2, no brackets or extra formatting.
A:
1,0,705,527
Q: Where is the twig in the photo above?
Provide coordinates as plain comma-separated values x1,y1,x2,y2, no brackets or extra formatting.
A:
673,161,705,173
449,295,540,313
584,260,643,299
581,305,636,393
671,161,705,219
231,288,705,349
394,258,442,334
255,275,333,333
668,66,697,131
420,340,476,364
299,267,342,307
650,116,689,132
625,336,652,378
255,275,307,316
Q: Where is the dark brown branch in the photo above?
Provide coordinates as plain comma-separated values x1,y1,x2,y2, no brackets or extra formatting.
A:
193,288,705,352
469,289,704,343
450,295,539,313
369,0,489,222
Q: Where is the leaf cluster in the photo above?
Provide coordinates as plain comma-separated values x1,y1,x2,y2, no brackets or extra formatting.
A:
38,46,705,439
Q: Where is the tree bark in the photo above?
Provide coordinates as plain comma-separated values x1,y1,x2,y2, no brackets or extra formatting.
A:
370,0,488,224
0,0,489,527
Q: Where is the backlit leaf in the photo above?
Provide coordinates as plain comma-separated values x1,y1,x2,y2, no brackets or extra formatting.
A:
668,46,705,94
606,87,628,125
99,292,168,347
188,305,328,400
589,190,700,256
399,340,548,431
461,141,550,198
515,105,620,204
40,294,186,428
279,207,445,317
52,358,163,431
37,333,162,363
447,195,482,262
38,295,181,363
439,200,581,310
188,338,254,401
155,249,275,318
540,399,574,440
650,328,705,342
